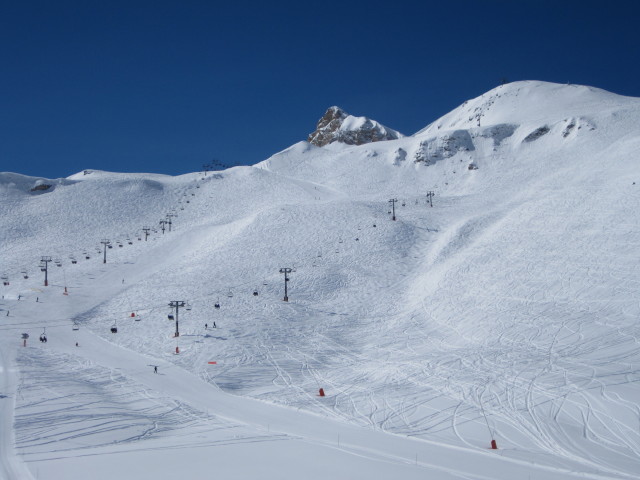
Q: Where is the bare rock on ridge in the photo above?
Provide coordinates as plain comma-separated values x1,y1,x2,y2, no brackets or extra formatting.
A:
307,106,403,147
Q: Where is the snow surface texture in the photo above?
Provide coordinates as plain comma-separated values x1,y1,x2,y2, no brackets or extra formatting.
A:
1,80,640,479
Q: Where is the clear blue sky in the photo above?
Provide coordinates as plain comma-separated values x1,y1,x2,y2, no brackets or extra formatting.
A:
2,0,639,178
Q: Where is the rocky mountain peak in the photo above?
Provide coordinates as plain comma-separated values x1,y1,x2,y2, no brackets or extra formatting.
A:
307,106,403,147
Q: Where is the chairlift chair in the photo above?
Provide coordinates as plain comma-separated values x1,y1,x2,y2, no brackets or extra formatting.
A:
253,289,259,296
214,299,220,309
110,326,118,334
72,321,79,331
227,290,233,298
168,314,175,320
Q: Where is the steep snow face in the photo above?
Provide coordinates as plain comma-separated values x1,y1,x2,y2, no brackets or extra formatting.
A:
307,106,404,147
2,81,640,480
417,80,640,134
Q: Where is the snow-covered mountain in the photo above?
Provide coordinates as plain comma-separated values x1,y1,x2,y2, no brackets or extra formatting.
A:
307,105,404,146
1,80,640,480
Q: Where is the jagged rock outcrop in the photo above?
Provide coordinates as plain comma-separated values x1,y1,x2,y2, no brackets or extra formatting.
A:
307,106,403,147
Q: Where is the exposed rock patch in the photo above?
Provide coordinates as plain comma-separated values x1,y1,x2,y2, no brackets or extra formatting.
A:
307,106,402,147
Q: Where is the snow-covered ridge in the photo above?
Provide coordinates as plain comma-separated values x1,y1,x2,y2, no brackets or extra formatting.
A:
416,80,639,135
0,172,82,196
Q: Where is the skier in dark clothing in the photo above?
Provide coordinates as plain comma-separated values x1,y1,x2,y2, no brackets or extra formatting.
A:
154,366,158,374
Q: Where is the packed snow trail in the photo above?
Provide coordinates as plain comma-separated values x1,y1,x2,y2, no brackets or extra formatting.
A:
0,339,34,480
3,289,617,480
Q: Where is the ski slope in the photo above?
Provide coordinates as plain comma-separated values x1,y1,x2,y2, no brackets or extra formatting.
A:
1,80,640,479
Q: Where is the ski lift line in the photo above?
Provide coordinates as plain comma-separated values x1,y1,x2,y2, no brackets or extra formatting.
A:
1,206,427,314
4,243,373,313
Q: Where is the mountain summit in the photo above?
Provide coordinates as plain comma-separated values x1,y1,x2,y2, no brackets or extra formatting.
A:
307,106,403,147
